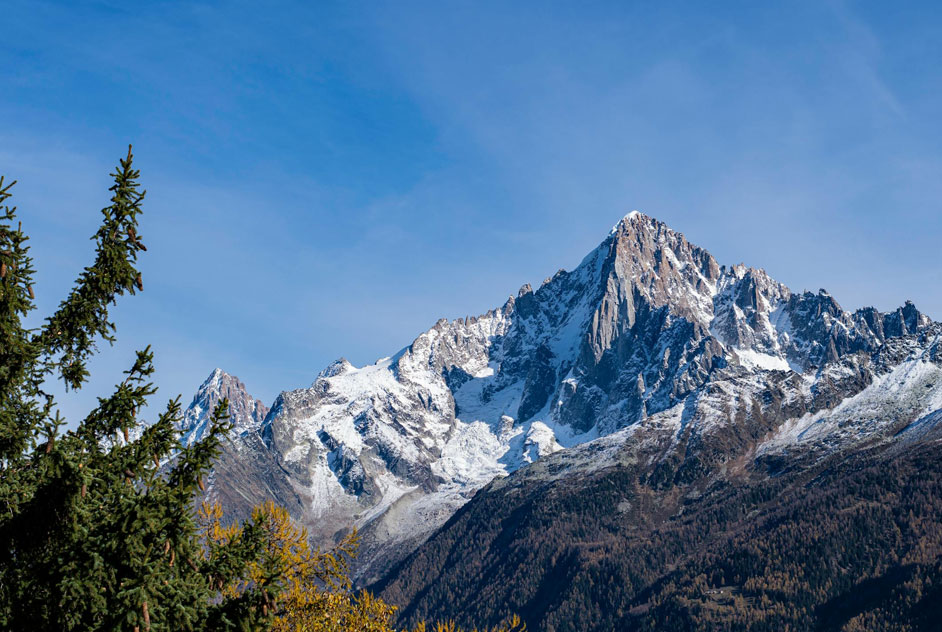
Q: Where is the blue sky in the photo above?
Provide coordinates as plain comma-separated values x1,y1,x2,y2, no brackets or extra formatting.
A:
3,1,941,420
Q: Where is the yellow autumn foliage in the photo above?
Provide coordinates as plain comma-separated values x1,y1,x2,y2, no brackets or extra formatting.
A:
199,501,525,632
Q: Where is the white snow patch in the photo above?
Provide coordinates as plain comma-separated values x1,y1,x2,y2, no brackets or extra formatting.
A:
736,349,792,372
433,421,507,485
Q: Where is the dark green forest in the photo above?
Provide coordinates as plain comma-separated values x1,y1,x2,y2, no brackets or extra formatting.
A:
375,434,942,632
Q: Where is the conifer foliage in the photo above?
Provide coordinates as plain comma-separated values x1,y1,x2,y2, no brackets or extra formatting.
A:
0,148,282,631
0,147,528,632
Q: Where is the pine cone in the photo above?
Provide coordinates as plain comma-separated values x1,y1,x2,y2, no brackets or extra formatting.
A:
135,274,143,291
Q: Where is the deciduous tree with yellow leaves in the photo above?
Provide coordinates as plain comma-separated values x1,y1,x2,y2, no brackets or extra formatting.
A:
200,501,526,632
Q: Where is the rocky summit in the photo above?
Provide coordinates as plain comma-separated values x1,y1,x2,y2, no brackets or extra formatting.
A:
181,211,940,589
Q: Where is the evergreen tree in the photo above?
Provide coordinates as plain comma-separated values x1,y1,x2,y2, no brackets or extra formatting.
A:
0,147,281,631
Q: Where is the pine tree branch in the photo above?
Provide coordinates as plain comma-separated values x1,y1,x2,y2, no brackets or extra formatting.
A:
37,145,148,391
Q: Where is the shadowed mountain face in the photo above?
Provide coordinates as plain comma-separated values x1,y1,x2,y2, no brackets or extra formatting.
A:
180,212,939,597
373,407,942,631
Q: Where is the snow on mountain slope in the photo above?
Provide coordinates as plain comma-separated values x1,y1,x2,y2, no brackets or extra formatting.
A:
179,368,269,446
757,327,942,457
182,211,936,581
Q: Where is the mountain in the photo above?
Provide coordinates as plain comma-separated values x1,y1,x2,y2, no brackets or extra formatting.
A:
178,369,302,523
373,328,942,630
182,211,940,610
179,368,269,447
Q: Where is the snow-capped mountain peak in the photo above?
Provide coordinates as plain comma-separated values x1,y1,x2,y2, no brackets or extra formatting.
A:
189,214,935,582
178,368,269,446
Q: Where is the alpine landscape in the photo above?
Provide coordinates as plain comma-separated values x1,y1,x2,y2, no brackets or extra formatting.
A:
4,3,941,631
189,212,942,630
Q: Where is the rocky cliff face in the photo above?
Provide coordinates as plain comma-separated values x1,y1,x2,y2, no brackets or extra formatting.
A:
179,368,269,446
181,212,937,583
372,329,942,630
175,369,302,524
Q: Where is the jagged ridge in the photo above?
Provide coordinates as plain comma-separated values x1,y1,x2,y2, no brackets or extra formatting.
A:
179,212,937,583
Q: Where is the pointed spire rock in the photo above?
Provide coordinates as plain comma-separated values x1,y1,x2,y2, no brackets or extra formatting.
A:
178,369,269,446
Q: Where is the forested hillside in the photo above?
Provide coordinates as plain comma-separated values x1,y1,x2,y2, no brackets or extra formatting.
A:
375,429,942,631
